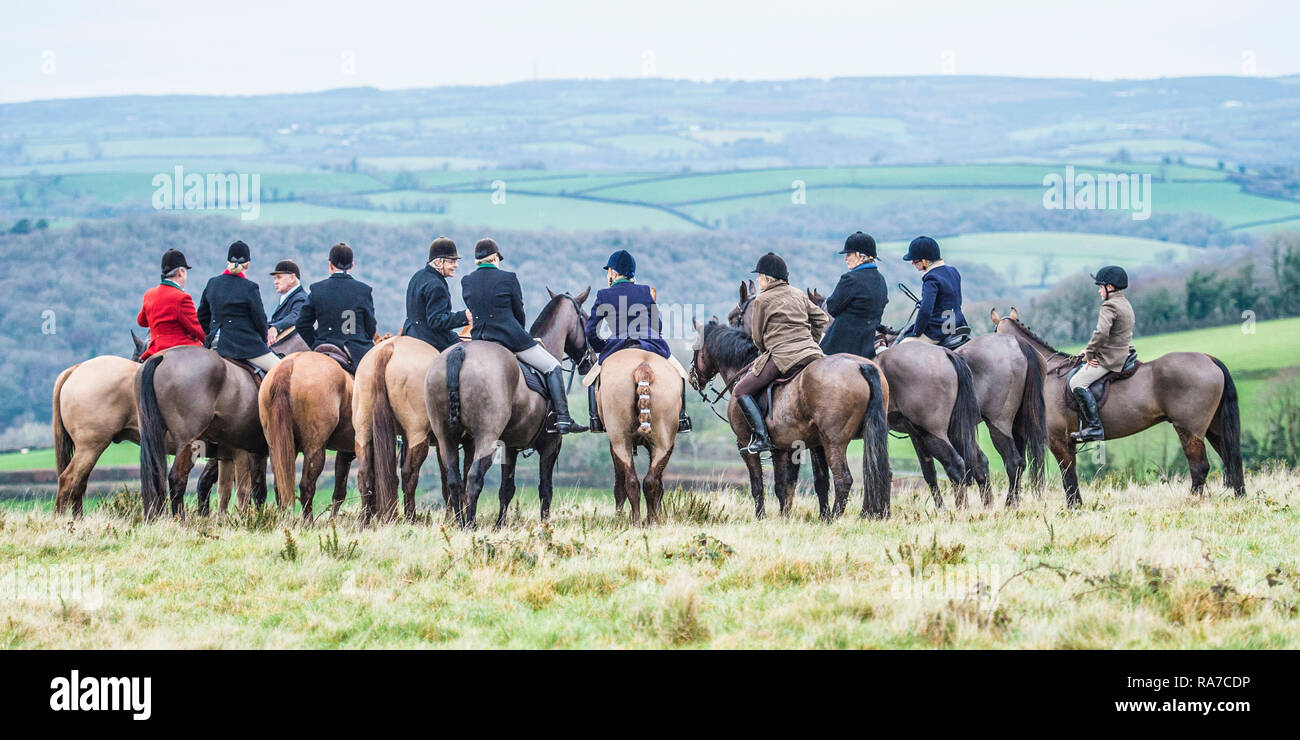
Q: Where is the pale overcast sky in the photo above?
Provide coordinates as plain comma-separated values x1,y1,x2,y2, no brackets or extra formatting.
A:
2,0,1296,103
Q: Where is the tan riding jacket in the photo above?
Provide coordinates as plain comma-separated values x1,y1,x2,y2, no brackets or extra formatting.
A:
1084,291,1136,372
750,280,829,375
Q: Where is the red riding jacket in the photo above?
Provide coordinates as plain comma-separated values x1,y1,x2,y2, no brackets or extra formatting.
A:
137,280,206,359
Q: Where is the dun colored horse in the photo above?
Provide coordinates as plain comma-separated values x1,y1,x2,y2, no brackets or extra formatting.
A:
136,346,269,519
991,307,1245,505
690,320,892,519
258,350,356,521
425,289,594,528
351,335,446,523
593,349,684,524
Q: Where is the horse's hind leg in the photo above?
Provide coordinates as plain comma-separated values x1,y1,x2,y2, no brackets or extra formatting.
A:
57,439,109,519
299,447,327,522
461,439,497,529
494,447,519,528
195,455,219,516
400,439,429,523
435,437,462,525
919,433,967,508
330,451,354,517
809,447,831,520
167,443,197,520
1175,426,1211,495
1049,435,1082,507
642,442,674,525
823,445,852,519
971,444,993,508
909,432,943,509
988,426,1023,508
741,450,765,519
610,441,628,515
535,434,562,522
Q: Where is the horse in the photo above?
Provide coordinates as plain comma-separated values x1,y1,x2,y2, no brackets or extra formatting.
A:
731,290,985,510
351,334,447,523
258,348,356,522
136,346,269,519
990,307,1245,505
690,320,892,519
592,348,684,525
425,288,594,528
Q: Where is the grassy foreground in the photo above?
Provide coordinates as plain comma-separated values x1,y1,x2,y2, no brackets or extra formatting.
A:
2,469,1298,649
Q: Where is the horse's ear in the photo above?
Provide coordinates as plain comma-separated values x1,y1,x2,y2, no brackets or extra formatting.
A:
573,286,590,305
131,330,143,351
547,287,558,300
712,314,720,324
990,308,1002,325
1008,307,1020,321
739,281,748,302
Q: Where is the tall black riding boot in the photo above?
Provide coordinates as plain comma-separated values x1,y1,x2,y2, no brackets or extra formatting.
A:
737,394,771,453
1070,387,1105,442
546,368,588,434
677,380,693,433
588,383,604,433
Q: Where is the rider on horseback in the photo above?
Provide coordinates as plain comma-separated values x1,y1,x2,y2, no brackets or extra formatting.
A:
137,249,206,360
295,243,379,372
196,241,280,372
820,231,888,359
733,252,829,453
461,238,587,434
899,236,968,345
1069,265,1135,442
583,249,692,433
403,237,471,351
267,260,307,348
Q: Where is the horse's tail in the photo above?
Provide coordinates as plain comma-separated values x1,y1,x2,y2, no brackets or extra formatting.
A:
51,365,76,476
859,362,892,519
634,361,654,436
263,361,298,508
136,354,169,515
446,344,466,433
369,342,400,509
1210,356,1246,496
1012,338,1048,492
946,351,982,475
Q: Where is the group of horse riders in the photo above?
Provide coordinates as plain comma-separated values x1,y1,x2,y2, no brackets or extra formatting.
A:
136,231,1135,448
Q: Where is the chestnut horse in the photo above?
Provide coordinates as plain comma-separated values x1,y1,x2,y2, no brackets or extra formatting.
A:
258,350,356,522
991,307,1245,505
425,290,594,528
690,320,892,519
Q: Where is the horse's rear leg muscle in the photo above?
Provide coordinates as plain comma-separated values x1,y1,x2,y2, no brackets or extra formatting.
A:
58,440,110,519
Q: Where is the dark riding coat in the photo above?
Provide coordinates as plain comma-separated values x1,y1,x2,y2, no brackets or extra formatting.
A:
403,265,469,351
819,263,888,359
196,272,272,360
268,284,308,333
295,272,378,364
909,263,967,341
461,264,535,353
584,280,672,364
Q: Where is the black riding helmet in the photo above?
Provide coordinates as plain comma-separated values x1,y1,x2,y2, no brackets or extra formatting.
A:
840,231,877,257
902,236,940,262
1091,265,1129,290
751,252,789,282
227,240,251,264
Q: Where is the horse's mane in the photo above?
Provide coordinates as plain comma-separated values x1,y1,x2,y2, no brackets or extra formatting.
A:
703,322,758,367
529,294,572,336
1009,319,1072,360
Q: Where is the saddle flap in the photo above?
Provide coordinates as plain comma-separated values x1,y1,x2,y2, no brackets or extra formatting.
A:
313,343,353,373
938,326,972,350
1064,350,1140,413
517,361,550,402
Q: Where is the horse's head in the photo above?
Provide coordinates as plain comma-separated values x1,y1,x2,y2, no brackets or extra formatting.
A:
541,286,595,373
989,307,1022,335
688,318,718,391
807,287,825,308
728,280,756,332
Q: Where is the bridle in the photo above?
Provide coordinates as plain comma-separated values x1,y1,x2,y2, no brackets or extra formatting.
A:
688,332,739,423
557,292,594,392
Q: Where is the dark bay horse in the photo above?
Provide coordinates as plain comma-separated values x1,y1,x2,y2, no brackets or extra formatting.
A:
425,289,594,528
690,320,892,519
732,288,985,509
136,346,269,519
991,307,1245,505
258,349,355,522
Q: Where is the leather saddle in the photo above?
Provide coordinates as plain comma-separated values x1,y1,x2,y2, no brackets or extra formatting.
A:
758,361,813,419
226,358,264,387
1063,350,1140,413
938,326,972,350
313,343,353,373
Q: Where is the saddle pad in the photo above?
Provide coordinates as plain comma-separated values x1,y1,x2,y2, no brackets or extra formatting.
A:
518,362,551,402
1063,352,1140,413
313,343,353,373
